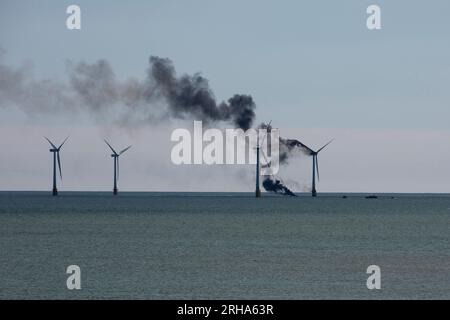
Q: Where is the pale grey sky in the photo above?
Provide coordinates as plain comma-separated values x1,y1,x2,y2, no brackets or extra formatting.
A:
1,0,450,192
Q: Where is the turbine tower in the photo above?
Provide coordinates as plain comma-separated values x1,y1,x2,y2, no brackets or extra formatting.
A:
104,139,132,195
44,136,69,196
296,139,333,197
255,133,261,198
255,121,272,198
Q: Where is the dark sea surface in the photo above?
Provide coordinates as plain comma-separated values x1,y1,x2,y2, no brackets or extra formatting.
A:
0,191,449,299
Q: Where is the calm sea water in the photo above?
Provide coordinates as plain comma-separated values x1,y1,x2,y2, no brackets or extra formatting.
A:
0,191,449,299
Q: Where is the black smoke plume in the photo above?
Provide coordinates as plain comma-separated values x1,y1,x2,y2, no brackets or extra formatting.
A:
148,57,255,130
262,177,296,197
0,52,255,130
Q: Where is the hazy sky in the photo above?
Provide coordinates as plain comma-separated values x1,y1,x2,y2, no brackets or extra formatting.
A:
1,0,450,193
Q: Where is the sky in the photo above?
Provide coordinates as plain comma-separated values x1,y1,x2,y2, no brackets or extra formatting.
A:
0,0,450,193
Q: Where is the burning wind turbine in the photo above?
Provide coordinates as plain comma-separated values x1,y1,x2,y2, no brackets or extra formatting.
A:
256,122,297,197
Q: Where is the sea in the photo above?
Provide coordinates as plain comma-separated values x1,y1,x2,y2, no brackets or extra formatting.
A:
0,191,449,299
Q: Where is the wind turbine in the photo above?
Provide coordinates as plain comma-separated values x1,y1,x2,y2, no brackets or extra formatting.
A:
44,136,69,196
104,139,132,195
295,139,333,197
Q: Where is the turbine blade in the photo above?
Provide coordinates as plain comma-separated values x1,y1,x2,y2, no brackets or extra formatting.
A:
44,137,57,149
57,152,62,180
260,132,267,148
290,139,314,154
104,139,118,155
119,145,132,155
260,149,271,168
58,136,69,150
316,155,320,181
317,139,334,153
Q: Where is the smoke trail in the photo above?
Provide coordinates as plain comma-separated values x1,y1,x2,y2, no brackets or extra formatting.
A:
0,52,255,130
279,138,312,165
262,176,296,196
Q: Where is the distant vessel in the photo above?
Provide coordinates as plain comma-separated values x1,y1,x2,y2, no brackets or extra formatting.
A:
365,195,378,199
